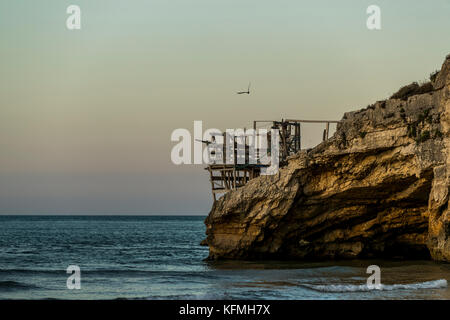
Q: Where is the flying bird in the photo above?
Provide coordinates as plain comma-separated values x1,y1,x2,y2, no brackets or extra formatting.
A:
237,82,251,95
195,139,213,145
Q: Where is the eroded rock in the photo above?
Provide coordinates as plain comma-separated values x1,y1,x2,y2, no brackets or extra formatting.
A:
204,55,450,261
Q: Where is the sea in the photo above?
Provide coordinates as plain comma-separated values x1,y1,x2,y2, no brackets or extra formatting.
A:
1,215,450,300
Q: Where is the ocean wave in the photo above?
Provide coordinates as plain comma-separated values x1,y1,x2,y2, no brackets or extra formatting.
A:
302,279,448,292
0,269,64,275
117,292,228,300
0,268,212,279
0,280,39,291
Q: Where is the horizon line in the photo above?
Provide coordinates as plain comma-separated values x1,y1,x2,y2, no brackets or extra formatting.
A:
0,213,208,216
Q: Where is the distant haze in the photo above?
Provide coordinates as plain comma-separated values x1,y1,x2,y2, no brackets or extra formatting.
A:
1,0,449,214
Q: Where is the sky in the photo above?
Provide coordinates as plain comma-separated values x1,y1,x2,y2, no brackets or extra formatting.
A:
1,0,450,214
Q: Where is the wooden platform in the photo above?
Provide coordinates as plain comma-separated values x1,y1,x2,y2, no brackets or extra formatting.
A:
206,164,267,201
206,119,338,202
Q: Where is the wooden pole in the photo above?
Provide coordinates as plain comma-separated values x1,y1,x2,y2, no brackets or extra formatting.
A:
208,167,216,202
298,123,301,150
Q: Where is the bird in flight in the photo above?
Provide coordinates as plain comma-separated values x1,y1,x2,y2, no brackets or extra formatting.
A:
195,138,217,146
237,82,251,95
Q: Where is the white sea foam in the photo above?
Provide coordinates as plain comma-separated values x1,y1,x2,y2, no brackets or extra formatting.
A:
303,279,447,292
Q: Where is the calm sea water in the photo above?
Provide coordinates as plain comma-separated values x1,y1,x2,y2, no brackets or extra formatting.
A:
1,215,450,300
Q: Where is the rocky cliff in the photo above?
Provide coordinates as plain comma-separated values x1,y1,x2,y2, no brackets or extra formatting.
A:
204,55,450,261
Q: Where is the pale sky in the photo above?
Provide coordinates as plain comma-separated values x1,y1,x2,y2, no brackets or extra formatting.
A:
1,0,450,214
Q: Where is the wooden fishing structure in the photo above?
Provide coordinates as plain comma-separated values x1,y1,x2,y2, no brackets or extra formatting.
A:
206,119,339,201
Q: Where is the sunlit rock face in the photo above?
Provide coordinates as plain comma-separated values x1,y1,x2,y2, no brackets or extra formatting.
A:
428,56,450,262
204,55,450,261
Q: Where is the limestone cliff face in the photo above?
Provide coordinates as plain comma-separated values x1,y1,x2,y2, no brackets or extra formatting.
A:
205,55,450,261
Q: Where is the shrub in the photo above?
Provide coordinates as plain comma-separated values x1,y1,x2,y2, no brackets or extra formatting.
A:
407,123,417,138
434,129,443,138
390,81,433,101
416,130,430,143
430,70,440,82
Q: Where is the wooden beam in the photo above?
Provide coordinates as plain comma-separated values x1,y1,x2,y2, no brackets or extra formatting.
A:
284,119,339,123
